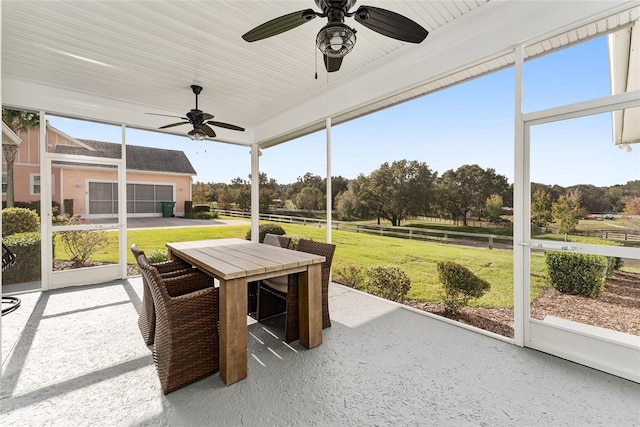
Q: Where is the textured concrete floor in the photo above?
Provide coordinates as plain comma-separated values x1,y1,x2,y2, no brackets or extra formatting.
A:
2,278,640,426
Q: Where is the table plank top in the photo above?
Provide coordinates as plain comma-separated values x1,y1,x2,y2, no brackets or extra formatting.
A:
166,238,324,280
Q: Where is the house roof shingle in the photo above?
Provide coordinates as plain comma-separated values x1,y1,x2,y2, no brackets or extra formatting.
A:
55,140,196,175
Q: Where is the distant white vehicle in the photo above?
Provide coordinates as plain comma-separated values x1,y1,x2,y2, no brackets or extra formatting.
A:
603,214,615,220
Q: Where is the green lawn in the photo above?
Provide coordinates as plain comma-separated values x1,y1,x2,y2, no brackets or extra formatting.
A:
55,220,548,309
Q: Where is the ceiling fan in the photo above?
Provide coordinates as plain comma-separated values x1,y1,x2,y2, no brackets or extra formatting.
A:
242,0,429,73
147,85,245,140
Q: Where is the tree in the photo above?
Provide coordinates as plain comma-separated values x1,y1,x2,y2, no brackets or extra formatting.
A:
230,177,249,188
259,188,274,212
326,175,349,207
552,191,586,236
435,164,485,226
290,173,323,198
531,190,553,228
610,181,640,213
2,109,40,207
335,174,373,220
478,168,510,220
236,187,251,211
217,186,233,210
484,194,504,223
531,182,563,204
566,184,609,213
293,186,323,211
362,160,436,226
622,196,640,217
192,181,210,204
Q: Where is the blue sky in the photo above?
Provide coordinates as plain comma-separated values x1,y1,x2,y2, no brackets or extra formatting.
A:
48,35,638,188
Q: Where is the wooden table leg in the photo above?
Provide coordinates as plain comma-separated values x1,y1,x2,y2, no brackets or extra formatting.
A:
219,277,248,385
298,263,322,349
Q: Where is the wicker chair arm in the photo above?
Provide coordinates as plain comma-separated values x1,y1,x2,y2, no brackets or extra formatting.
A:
163,272,214,297
170,286,217,303
167,287,219,317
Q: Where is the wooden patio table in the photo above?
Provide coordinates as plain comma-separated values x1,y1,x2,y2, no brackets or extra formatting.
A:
166,238,325,385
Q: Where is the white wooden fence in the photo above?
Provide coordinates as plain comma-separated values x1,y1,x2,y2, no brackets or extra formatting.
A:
219,210,640,248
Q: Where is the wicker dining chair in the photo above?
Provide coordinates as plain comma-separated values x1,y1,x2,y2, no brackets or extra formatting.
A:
248,234,292,319
262,233,291,249
257,239,336,343
131,244,198,345
137,254,220,395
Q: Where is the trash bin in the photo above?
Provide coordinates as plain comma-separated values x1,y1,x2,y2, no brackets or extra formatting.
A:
161,201,176,218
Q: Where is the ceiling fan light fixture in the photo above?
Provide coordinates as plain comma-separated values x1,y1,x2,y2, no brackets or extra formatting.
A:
316,23,356,58
188,129,206,141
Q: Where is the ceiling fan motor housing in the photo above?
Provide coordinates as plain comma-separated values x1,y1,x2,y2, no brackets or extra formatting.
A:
315,0,356,13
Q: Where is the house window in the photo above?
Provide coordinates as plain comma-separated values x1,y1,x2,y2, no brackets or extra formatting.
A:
2,173,6,194
30,173,55,196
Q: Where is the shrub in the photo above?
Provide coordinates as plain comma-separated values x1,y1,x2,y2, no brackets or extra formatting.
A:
245,224,286,242
2,232,41,284
364,265,411,302
286,234,311,250
2,207,40,236
192,204,211,213
146,249,169,263
56,215,108,267
437,261,491,314
185,210,219,219
333,264,365,289
545,251,608,297
184,200,193,215
569,237,621,277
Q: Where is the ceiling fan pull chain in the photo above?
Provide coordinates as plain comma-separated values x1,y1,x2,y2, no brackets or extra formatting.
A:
315,40,318,80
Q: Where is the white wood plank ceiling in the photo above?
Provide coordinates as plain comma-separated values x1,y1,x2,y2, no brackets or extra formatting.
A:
2,1,636,148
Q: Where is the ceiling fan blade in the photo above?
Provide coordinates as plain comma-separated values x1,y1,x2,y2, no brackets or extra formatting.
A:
200,124,216,137
208,121,245,132
242,9,317,42
146,112,187,120
201,112,214,121
159,121,189,129
324,55,343,73
354,6,429,43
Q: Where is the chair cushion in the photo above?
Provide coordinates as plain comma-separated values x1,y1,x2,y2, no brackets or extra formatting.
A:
262,275,288,293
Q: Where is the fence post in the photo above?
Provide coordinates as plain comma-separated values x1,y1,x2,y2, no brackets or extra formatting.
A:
488,236,493,250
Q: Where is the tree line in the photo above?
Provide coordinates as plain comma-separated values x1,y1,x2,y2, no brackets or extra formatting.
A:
192,160,640,228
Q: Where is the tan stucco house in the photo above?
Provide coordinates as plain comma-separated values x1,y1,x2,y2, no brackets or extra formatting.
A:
2,125,195,217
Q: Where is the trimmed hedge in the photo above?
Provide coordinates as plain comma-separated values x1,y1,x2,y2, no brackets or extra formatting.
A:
185,211,219,219
569,237,621,277
333,264,365,289
364,265,411,302
2,207,40,237
545,251,608,297
245,224,286,243
437,261,490,313
2,232,41,284
193,204,211,213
